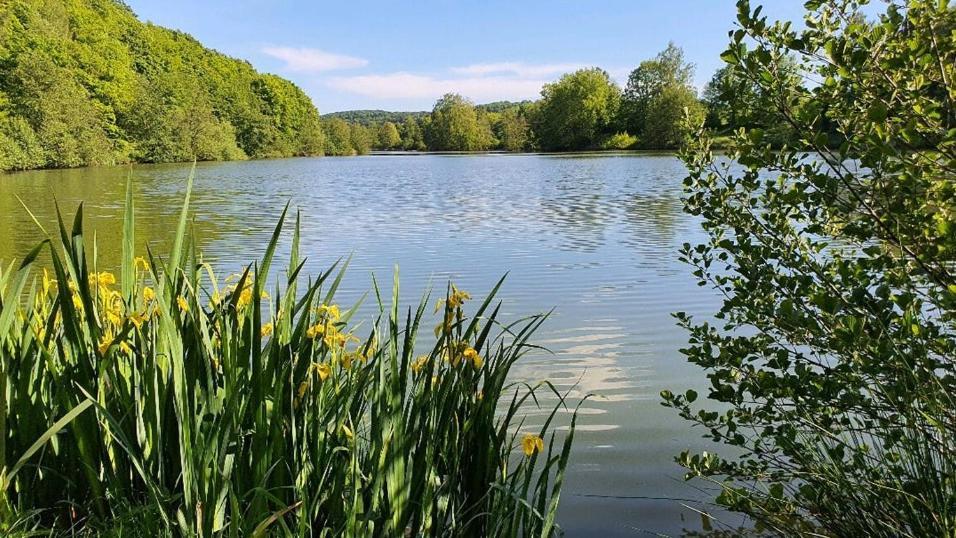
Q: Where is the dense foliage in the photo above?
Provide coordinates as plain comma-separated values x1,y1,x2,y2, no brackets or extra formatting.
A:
0,0,775,166
0,0,323,171
425,94,495,151
330,52,717,153
0,0,813,164
0,173,580,536
321,109,428,126
668,0,956,535
533,68,621,151
621,43,706,149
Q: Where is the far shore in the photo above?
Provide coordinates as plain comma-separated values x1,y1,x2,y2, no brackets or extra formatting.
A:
2,149,692,176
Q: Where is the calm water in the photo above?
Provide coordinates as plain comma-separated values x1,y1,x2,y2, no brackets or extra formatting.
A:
0,154,735,536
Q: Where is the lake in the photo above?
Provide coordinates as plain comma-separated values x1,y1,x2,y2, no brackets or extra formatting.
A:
0,154,733,536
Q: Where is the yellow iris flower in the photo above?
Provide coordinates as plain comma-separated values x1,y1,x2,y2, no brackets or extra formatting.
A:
306,323,325,340
317,304,341,321
435,285,471,313
521,434,544,457
410,355,429,374
98,334,113,355
93,272,116,287
463,347,483,369
129,311,148,329
237,287,254,308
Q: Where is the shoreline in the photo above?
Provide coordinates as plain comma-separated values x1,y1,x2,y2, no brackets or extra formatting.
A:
1,149,686,176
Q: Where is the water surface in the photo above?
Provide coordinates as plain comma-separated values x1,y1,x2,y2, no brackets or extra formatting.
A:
0,154,734,536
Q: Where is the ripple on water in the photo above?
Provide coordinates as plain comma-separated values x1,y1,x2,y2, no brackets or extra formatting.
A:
0,154,725,536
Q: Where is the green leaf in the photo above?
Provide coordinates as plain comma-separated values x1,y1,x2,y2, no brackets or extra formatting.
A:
1,399,93,494
867,102,888,122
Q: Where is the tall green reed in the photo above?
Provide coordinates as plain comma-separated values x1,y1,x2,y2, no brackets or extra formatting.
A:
0,171,581,537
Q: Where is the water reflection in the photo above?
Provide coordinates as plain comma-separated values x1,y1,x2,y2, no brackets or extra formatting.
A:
0,154,729,536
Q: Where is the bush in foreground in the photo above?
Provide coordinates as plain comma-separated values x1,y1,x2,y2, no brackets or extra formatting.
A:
0,172,578,537
668,0,956,536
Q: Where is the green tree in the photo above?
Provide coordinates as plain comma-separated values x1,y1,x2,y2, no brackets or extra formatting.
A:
121,70,244,163
533,68,621,151
640,84,705,149
8,48,116,168
349,123,372,155
251,74,324,157
0,116,44,171
400,116,426,151
378,121,401,150
621,43,697,145
321,117,353,156
703,62,798,145
0,0,322,171
669,1,956,535
494,107,530,152
426,93,492,151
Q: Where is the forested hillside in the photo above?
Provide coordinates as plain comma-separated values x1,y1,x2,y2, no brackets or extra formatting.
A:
0,0,788,170
321,109,427,126
0,0,323,171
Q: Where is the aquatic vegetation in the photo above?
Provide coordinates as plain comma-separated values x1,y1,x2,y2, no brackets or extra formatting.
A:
0,171,580,536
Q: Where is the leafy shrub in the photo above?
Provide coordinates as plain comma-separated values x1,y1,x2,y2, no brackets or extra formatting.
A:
668,1,956,536
599,132,638,150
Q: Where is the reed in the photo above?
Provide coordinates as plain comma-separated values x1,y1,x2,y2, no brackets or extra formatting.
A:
0,170,580,537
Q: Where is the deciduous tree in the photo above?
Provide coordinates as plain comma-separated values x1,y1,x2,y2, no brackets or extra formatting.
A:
669,1,956,535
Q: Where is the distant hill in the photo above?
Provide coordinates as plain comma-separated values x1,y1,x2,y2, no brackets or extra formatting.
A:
324,100,533,126
322,110,428,126
476,100,533,113
0,0,323,171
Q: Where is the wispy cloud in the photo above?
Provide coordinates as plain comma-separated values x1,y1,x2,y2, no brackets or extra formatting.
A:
449,62,586,78
262,46,368,73
326,72,550,102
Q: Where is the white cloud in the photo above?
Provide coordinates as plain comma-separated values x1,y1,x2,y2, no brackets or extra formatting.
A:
262,46,368,73
449,62,586,78
326,72,550,102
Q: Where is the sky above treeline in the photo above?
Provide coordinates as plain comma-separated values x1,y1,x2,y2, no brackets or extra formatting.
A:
125,0,809,113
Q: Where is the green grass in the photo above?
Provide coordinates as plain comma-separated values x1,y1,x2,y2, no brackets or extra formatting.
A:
0,169,581,537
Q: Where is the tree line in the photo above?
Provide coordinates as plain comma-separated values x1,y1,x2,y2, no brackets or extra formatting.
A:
0,0,786,170
0,0,324,172
328,43,787,154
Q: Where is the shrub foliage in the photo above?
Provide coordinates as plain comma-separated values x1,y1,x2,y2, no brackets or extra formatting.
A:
668,0,956,535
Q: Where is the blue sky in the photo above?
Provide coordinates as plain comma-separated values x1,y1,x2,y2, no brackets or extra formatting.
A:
125,1,810,113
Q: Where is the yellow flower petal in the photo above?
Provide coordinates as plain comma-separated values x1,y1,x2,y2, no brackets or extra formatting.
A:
98,335,112,355
129,311,148,329
410,355,429,375
297,380,309,399
464,347,483,369
522,434,544,457
95,272,116,287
